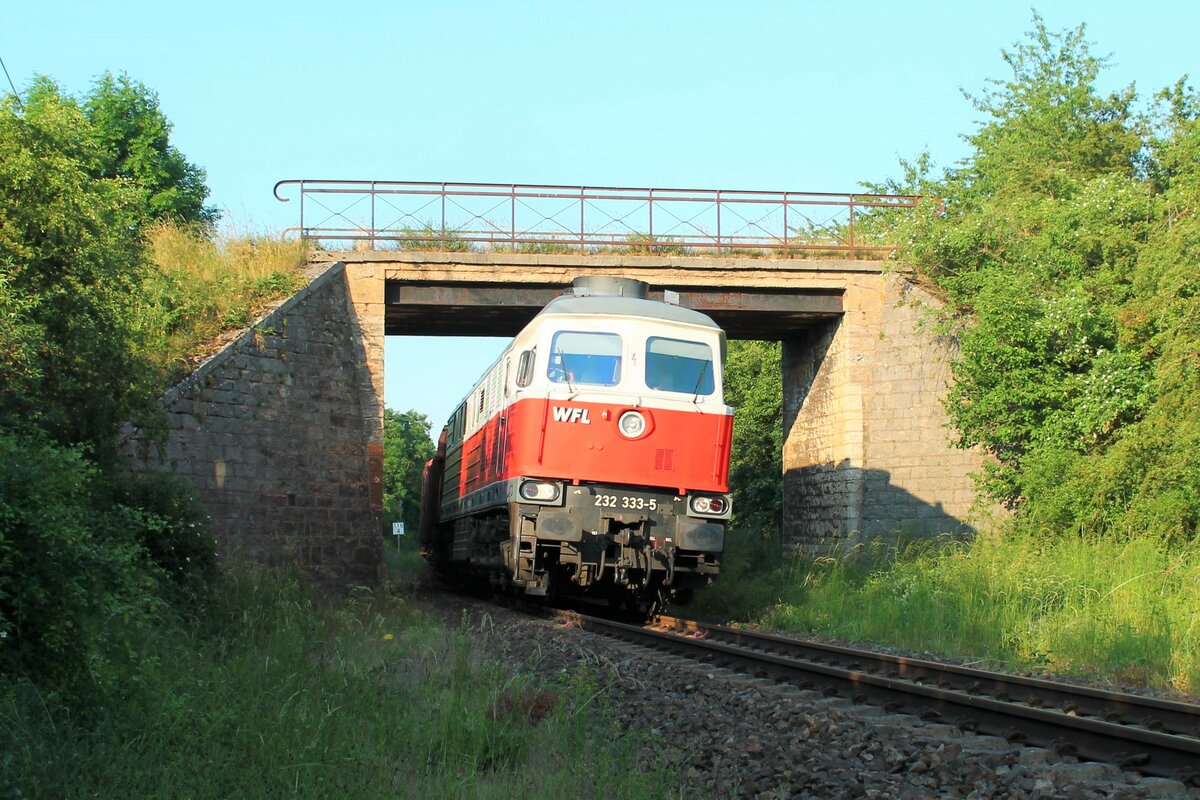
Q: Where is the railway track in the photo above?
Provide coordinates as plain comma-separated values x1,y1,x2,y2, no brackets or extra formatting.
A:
550,609,1200,786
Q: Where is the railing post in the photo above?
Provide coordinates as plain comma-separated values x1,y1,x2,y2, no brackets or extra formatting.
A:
511,185,516,248
649,188,654,250
580,186,585,253
441,183,447,249
299,180,305,241
849,196,856,251
716,190,722,251
370,181,376,250
783,192,789,251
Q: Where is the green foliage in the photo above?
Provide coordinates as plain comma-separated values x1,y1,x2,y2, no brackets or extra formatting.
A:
723,341,783,537
880,13,1200,539
695,12,1200,695
0,432,150,693
0,75,230,444
394,224,474,252
0,73,222,703
0,80,157,454
84,72,218,229
621,233,688,256
383,408,437,534
0,431,212,699
109,471,218,598
687,339,786,601
960,14,1142,202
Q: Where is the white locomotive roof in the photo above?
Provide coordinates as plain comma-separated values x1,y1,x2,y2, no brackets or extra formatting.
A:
535,294,720,329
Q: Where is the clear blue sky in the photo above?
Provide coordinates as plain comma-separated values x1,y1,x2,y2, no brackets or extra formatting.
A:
5,1,1197,427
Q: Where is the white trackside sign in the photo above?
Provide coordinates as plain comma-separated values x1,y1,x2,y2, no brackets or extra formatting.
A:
552,406,591,424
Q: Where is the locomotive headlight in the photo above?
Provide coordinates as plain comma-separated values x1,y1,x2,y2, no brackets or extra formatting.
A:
689,494,731,519
519,480,561,503
617,410,647,439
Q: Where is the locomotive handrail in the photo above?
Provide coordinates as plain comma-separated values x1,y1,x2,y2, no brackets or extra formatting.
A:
272,179,922,255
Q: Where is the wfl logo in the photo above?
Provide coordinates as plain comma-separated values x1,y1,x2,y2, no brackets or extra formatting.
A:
552,406,591,424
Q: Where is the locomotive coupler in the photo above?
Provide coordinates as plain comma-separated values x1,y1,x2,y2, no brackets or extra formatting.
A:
610,522,648,548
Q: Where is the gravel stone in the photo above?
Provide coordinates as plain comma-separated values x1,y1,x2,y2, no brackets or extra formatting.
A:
432,596,1198,799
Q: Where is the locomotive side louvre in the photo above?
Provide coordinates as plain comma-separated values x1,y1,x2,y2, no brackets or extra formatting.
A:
420,278,734,612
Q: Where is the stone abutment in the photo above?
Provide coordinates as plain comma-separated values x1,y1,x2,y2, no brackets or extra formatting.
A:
123,261,386,588
782,273,985,555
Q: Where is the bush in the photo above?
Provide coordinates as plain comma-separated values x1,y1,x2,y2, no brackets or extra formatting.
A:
0,430,212,699
107,470,216,599
0,432,150,694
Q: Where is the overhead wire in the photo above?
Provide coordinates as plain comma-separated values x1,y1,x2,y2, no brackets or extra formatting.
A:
0,54,22,108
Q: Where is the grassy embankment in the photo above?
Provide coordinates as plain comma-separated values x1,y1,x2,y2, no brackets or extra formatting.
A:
694,525,1200,694
133,222,310,386
4,552,670,799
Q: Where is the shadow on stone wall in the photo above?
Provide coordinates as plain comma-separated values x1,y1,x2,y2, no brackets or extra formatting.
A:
784,459,976,558
780,322,836,426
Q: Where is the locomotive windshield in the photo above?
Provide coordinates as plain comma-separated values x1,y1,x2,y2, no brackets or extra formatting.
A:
548,331,622,386
645,336,715,395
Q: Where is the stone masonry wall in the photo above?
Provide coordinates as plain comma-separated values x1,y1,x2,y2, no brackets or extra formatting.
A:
861,277,983,538
124,261,386,588
783,273,985,555
782,318,864,540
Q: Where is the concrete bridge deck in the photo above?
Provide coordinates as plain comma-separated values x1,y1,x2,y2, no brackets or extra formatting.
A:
354,251,869,338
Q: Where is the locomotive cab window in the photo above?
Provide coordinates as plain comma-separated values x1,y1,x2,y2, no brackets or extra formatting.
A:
547,331,622,386
515,348,536,388
645,336,715,395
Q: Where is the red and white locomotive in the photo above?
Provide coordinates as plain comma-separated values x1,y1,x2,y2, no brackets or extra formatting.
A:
418,276,734,612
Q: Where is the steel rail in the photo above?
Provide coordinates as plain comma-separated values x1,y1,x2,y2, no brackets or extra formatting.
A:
555,610,1200,785
652,616,1200,738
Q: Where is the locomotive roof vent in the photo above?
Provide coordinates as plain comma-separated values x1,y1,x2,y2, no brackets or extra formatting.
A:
571,276,649,299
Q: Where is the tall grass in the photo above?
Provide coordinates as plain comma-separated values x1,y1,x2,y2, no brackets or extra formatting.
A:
132,223,308,386
699,526,1200,693
2,565,670,799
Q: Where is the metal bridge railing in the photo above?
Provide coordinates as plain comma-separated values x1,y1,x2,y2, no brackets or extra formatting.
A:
272,180,920,255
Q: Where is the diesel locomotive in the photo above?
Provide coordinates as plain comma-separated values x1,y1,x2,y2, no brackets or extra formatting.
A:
418,276,734,613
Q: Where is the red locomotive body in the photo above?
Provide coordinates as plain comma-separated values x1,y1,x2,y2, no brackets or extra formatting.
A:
419,276,734,612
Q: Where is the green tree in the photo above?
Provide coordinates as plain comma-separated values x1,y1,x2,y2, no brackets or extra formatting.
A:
0,79,157,454
0,75,216,698
881,14,1200,539
383,408,436,534
84,72,218,229
0,433,153,693
959,13,1142,203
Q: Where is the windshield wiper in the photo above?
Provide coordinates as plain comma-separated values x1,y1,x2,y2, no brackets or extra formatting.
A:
555,347,576,393
691,361,709,406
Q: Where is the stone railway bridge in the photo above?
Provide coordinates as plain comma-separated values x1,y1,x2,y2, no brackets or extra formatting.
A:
125,250,985,588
